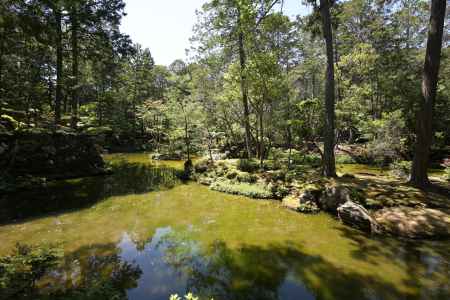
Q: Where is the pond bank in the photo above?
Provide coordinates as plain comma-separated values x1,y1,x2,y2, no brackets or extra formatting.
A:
0,152,449,299
0,129,110,193
193,158,450,239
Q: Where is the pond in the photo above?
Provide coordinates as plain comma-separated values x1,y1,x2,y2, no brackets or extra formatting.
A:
0,153,449,300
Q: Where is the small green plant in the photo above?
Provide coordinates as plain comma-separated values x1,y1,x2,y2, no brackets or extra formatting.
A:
236,171,257,183
302,153,322,167
237,159,259,173
194,159,210,173
268,182,290,199
335,154,356,164
210,180,272,198
389,160,412,179
297,200,320,214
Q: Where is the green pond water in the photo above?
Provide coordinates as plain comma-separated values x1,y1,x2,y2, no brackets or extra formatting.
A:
0,153,449,300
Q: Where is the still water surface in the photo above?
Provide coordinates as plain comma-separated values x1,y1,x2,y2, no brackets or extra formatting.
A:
0,153,449,300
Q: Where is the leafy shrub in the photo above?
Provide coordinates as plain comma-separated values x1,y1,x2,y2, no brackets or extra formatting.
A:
335,154,356,164
389,160,412,179
210,180,272,198
297,200,320,214
225,170,238,179
194,159,210,174
182,159,193,179
364,110,407,165
237,159,259,173
285,171,297,182
268,182,290,199
236,171,258,183
0,244,61,298
302,153,322,167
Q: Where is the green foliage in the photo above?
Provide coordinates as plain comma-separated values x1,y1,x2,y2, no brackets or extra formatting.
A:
236,171,258,183
194,159,210,174
210,179,273,199
268,182,290,199
297,200,320,214
389,161,412,180
335,154,356,164
302,153,322,167
0,244,62,298
183,159,194,179
237,159,259,173
364,110,408,165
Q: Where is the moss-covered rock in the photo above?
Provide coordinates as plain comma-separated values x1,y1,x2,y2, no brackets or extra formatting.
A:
373,207,450,239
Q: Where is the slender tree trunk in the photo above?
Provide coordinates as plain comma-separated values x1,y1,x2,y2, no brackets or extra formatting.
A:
184,114,190,161
320,0,336,177
237,16,252,158
70,8,79,129
259,106,264,168
410,0,446,188
55,7,63,125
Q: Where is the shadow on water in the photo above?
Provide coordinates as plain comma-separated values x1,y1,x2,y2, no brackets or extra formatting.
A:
27,226,449,300
0,161,184,225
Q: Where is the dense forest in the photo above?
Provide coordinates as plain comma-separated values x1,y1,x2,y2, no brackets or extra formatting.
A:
0,1,449,299
1,0,449,186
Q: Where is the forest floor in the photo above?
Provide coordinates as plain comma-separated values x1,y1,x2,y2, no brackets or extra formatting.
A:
193,158,450,239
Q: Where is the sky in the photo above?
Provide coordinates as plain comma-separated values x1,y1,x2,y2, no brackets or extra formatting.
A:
120,0,311,66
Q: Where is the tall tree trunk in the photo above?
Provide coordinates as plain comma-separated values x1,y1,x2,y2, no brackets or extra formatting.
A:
184,114,190,161
259,106,264,168
55,7,63,125
320,0,336,177
237,12,252,158
70,8,79,129
410,0,446,188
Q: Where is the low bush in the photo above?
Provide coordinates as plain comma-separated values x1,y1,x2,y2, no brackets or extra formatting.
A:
225,170,238,179
268,182,290,199
193,159,210,174
389,160,412,179
237,159,259,173
182,159,193,179
335,154,356,164
301,153,322,167
298,200,320,214
236,171,258,183
210,180,273,199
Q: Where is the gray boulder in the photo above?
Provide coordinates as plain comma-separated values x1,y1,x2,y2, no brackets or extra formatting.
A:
318,185,352,212
337,201,379,233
